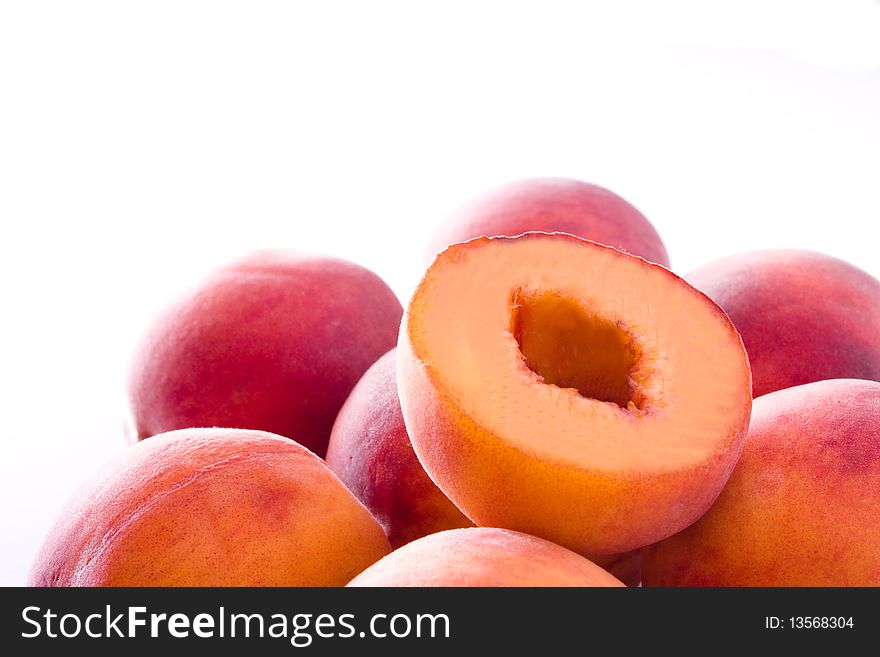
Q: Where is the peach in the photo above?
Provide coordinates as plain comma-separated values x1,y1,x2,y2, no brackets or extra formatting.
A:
29,428,391,586
128,251,403,457
687,250,880,398
426,177,670,267
347,528,624,587
642,379,880,586
325,349,472,548
398,233,752,556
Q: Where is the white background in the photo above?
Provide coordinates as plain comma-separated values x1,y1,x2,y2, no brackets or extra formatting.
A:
1,1,879,585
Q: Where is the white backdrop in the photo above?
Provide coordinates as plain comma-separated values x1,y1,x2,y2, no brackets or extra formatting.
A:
2,1,879,585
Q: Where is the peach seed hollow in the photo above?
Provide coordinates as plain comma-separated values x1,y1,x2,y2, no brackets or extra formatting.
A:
510,288,651,412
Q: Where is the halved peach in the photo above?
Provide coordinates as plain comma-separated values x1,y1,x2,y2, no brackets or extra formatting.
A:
398,233,752,555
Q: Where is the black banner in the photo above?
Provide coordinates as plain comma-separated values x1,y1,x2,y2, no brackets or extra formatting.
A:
1,587,874,654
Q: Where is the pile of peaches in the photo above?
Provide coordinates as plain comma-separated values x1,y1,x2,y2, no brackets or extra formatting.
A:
30,179,880,587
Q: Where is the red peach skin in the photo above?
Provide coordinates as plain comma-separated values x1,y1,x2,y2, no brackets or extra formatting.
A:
128,251,403,457
426,177,670,267
687,250,880,397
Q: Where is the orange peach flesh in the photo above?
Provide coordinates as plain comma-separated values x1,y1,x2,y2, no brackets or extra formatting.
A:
399,233,752,555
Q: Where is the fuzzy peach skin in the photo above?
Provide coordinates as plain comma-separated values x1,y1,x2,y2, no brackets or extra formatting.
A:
426,177,670,267
29,428,391,586
347,528,624,587
642,379,880,586
128,251,402,457
687,250,880,398
325,349,472,548
398,233,752,556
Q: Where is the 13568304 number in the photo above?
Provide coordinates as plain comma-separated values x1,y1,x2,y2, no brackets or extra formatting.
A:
790,617,854,629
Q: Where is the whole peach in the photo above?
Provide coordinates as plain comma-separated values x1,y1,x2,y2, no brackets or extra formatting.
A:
29,428,391,586
426,177,670,267
128,251,403,457
687,250,880,397
348,528,624,587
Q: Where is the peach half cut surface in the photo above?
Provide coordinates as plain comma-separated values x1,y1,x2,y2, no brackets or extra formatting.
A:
398,233,752,555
